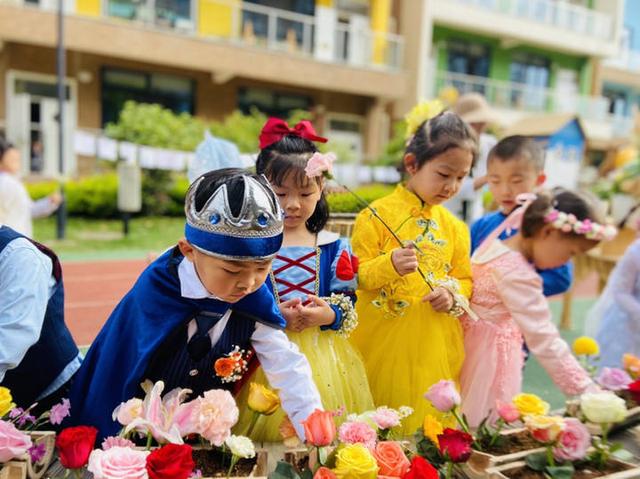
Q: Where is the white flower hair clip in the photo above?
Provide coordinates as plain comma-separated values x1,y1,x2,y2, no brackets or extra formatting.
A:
544,210,618,242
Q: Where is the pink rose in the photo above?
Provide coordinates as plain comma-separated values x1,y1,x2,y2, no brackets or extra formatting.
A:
304,152,336,179
192,390,238,446
496,401,520,423
338,421,378,450
597,368,632,391
553,418,591,462
0,419,32,462
424,380,461,413
371,407,401,430
88,446,149,479
101,436,136,450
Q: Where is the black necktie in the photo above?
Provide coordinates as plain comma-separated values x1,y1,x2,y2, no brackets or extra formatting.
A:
187,313,221,361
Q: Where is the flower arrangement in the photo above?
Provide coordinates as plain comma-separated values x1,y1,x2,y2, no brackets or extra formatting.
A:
272,405,432,479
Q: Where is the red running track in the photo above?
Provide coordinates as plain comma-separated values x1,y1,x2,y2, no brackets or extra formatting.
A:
61,259,600,347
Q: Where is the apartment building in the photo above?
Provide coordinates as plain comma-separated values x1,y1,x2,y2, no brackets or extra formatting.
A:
399,0,627,147
0,0,407,176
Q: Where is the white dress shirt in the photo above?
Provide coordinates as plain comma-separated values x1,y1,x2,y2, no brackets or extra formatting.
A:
0,173,58,237
177,259,322,438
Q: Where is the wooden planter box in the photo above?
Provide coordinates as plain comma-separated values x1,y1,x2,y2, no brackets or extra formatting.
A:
0,462,27,479
0,431,56,479
566,400,640,435
462,428,545,479
487,458,640,479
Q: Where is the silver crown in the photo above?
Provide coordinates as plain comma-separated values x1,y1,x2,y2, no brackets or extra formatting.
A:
186,175,284,239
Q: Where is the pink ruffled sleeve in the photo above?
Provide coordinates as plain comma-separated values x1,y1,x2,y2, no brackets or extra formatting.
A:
496,264,593,396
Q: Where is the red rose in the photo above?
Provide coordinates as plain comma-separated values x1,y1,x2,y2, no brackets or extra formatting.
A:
401,456,438,479
628,379,640,404
437,428,473,463
55,426,98,469
146,444,195,479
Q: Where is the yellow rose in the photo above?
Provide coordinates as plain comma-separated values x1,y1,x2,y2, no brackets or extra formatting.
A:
334,444,379,479
247,383,280,415
512,393,550,418
0,387,15,418
572,336,599,356
423,414,444,447
524,415,565,444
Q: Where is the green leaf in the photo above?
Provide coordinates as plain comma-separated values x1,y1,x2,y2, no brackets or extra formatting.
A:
268,461,301,479
318,447,328,466
546,465,575,479
300,469,314,479
612,448,634,461
525,452,548,471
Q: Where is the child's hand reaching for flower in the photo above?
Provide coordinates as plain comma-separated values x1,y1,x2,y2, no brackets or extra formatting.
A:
423,287,454,313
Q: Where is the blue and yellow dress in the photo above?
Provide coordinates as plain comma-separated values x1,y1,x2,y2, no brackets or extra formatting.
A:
235,231,374,441
350,185,472,435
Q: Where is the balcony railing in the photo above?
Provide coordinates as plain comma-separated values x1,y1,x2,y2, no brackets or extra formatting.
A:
434,71,632,131
604,48,640,73
101,0,403,70
444,0,613,42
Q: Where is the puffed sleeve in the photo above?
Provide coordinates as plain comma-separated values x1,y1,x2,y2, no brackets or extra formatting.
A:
350,209,401,291
329,238,358,295
496,266,593,396
448,219,473,299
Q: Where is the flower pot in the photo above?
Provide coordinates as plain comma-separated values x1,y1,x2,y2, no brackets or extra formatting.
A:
194,447,268,479
462,428,545,479
487,457,640,478
0,462,27,479
566,399,640,435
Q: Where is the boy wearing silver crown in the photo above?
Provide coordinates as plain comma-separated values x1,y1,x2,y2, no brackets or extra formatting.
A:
68,168,322,439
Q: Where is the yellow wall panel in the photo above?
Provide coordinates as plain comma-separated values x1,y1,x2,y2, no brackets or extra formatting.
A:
316,0,334,6
76,0,101,17
198,0,240,37
371,0,391,65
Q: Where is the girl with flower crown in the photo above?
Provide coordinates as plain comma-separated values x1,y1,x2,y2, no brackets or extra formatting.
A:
234,119,374,441
460,190,614,426
350,106,478,435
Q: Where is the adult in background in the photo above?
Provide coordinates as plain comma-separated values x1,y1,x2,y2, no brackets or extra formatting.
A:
0,136,62,237
444,92,498,223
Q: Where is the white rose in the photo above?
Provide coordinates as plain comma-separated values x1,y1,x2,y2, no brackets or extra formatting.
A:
224,435,255,459
580,392,627,424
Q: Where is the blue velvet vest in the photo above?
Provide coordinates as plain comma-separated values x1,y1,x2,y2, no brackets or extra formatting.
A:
0,226,79,407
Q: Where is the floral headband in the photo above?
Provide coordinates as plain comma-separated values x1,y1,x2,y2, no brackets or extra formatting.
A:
404,100,444,139
544,209,617,242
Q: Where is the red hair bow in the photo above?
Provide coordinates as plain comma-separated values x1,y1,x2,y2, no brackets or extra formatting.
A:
259,118,328,150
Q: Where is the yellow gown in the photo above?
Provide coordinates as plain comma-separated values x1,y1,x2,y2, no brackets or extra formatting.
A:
234,231,374,442
350,185,472,435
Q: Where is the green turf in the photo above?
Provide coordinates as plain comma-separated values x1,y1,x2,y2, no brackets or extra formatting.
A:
522,297,595,409
33,216,185,261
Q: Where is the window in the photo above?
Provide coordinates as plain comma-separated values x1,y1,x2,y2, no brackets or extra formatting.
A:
101,68,194,126
107,0,192,28
446,39,490,95
243,0,314,48
238,87,311,118
603,87,629,116
509,52,549,110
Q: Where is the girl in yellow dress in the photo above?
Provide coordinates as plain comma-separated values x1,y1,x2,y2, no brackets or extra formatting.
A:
235,119,374,441
350,110,477,435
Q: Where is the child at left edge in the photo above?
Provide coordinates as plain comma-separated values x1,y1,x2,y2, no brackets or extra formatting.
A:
67,168,322,440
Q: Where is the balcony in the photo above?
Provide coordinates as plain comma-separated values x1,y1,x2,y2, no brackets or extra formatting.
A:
604,48,640,73
433,71,633,138
431,0,617,57
100,0,403,70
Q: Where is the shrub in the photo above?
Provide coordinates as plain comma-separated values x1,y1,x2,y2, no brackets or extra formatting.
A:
327,184,394,213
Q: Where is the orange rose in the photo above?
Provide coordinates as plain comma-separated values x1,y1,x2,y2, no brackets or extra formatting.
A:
214,358,236,377
313,467,337,479
301,409,336,446
623,354,640,379
373,441,411,478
